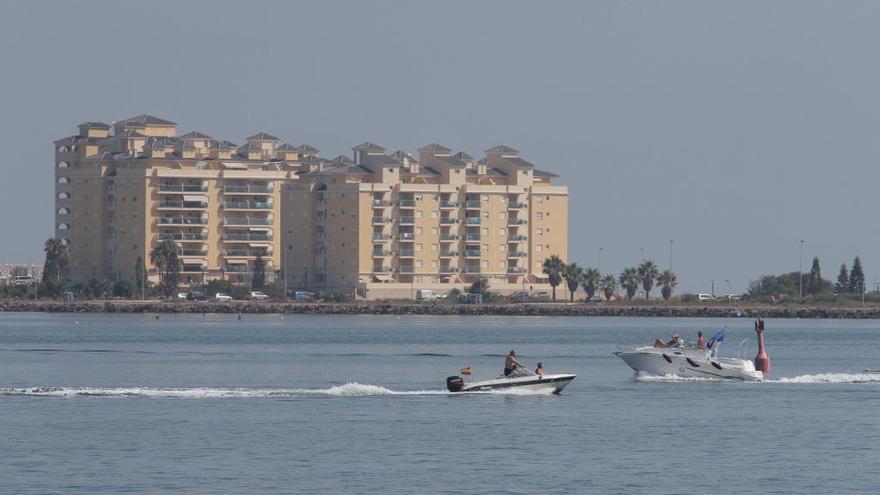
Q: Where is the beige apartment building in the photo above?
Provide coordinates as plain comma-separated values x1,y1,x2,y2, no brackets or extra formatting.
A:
54,115,567,298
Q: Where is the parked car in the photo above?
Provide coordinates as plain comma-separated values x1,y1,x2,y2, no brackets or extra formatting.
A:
215,293,233,301
177,292,188,300
186,291,207,301
294,291,315,301
250,291,269,301
416,289,440,301
698,293,716,301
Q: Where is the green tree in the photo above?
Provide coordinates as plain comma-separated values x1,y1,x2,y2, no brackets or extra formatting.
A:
657,270,678,300
252,253,266,290
561,263,583,302
112,280,134,298
600,274,617,301
808,257,821,295
835,263,849,294
11,266,29,277
637,260,660,300
134,256,146,298
619,267,640,301
467,277,490,295
580,267,601,301
41,238,70,297
150,239,181,297
542,255,565,302
849,256,865,294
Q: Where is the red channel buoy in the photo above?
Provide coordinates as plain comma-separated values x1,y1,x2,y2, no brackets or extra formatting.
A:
754,319,771,375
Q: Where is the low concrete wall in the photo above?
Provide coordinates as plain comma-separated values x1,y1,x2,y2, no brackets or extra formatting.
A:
2,300,880,318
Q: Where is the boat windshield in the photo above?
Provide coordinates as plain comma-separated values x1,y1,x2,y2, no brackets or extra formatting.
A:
503,367,537,378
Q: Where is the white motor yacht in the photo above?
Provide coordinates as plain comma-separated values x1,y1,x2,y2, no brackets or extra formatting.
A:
614,329,764,381
446,368,576,394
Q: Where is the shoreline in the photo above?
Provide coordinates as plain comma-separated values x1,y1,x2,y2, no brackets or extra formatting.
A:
2,300,880,318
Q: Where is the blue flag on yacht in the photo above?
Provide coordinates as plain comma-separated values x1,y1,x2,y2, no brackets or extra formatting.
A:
706,329,726,350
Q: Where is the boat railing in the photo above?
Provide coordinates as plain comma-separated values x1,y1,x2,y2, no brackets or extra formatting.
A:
736,338,752,360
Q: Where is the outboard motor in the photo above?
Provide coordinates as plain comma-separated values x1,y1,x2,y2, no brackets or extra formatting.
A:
754,319,771,375
446,376,464,392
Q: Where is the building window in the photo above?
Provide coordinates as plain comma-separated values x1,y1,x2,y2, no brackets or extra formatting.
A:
431,260,438,268
499,212,506,219
57,161,69,168
498,261,507,268
415,194,423,201
536,228,544,236
497,245,505,252
57,208,69,215
57,177,69,184
481,260,488,268
415,260,422,268
498,228,506,236
57,192,69,199
536,245,543,253
430,227,438,235
57,223,69,230
481,228,488,235
416,227,423,235
481,244,488,252
537,212,544,220
481,212,489,219
415,211,423,219
431,244,438,251
481,195,488,201
416,244,423,252
431,211,439,218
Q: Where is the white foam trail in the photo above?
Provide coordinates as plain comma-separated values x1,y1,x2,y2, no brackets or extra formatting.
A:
0,383,449,398
634,372,715,383
770,372,880,384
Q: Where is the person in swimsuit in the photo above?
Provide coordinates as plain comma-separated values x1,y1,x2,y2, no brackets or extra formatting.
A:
535,362,545,377
696,331,705,348
504,350,525,376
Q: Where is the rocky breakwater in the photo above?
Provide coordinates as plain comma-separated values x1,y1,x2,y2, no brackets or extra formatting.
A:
3,300,880,318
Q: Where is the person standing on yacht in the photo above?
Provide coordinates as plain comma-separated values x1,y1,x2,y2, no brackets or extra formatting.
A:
504,351,525,376
697,331,705,348
535,362,545,377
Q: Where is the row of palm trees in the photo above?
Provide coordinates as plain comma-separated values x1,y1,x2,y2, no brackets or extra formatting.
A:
542,255,678,302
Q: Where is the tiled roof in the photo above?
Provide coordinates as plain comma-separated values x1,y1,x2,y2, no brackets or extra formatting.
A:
54,135,100,146
116,129,147,138
418,143,452,154
452,151,473,161
246,132,280,141
115,114,177,127
485,145,519,155
389,150,415,163
533,169,559,178
180,131,213,140
353,142,386,153
297,144,320,154
276,143,298,151
330,154,354,165
77,121,111,130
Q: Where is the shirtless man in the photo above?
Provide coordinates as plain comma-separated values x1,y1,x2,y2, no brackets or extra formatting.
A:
504,350,525,376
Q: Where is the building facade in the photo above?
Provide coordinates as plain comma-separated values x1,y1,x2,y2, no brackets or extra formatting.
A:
54,115,567,298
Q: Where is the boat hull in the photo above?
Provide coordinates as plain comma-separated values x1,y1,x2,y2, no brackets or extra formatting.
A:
460,373,576,394
615,348,763,381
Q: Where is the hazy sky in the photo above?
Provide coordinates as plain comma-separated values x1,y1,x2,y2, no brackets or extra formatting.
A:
1,1,878,294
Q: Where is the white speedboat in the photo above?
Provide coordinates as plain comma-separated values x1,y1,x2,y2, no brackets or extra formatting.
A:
614,329,764,381
446,368,576,394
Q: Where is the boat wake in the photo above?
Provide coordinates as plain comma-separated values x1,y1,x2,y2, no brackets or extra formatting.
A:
0,382,557,399
634,371,880,384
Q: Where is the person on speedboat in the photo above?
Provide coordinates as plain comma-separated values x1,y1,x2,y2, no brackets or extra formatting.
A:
653,332,682,348
504,350,526,376
696,331,705,348
535,362,545,377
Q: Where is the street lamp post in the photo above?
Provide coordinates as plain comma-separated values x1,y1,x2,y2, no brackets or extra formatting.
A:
668,240,673,271
598,247,604,273
710,279,715,298
725,279,731,297
799,240,804,299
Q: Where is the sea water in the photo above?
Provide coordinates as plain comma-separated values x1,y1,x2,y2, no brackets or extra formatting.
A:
0,313,878,494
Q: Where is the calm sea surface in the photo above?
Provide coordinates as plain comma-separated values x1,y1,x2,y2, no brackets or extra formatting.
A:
1,313,879,494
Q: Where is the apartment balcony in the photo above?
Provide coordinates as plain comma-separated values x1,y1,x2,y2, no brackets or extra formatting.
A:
399,216,415,225
223,201,273,210
159,233,207,241
156,200,207,210
372,216,392,225
508,235,528,241
223,233,273,242
507,266,526,274
463,266,482,274
398,232,415,241
440,218,457,225
158,217,208,226
507,219,527,226
224,217,272,226
180,249,208,256
372,266,390,273
398,199,416,208
465,217,481,225
223,185,273,194
439,234,458,241
372,199,390,207
465,249,481,258
464,234,481,242
399,265,415,273
507,202,526,209
465,201,482,209
158,184,207,193
223,249,268,258
373,233,391,241
224,265,250,273
507,251,527,258
398,249,415,258
439,200,458,208
372,249,390,257
439,251,457,257
439,266,457,273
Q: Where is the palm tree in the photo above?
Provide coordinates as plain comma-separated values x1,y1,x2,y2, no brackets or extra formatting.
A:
601,274,617,301
619,267,640,301
42,238,69,284
581,267,601,301
637,260,660,300
657,270,678,300
542,255,565,302
150,239,181,294
562,263,583,302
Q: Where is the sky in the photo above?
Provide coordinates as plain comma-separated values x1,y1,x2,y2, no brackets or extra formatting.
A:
1,0,879,294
